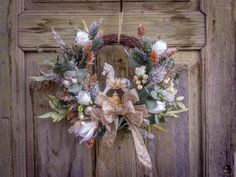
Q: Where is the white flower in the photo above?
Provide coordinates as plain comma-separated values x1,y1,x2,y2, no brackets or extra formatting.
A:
161,81,177,102
147,101,166,114
137,85,143,90
160,90,177,102
63,80,71,88
135,66,146,77
152,40,167,55
75,31,89,46
73,121,97,143
76,91,91,105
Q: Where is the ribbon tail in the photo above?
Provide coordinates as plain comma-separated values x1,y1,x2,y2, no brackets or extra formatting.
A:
129,123,152,175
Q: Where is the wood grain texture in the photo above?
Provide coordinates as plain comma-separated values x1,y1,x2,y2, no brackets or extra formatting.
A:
33,0,190,2
26,1,199,13
9,0,28,177
148,51,201,177
0,0,12,177
26,53,94,177
201,0,236,176
18,12,205,50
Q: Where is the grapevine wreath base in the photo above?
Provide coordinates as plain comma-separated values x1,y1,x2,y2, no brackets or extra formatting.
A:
31,20,188,173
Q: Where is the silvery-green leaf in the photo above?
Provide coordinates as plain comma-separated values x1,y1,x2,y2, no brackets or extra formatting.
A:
68,84,82,93
154,114,160,124
150,90,158,99
48,95,59,111
145,99,157,110
177,102,187,110
176,96,184,101
51,112,67,122
76,69,89,81
64,71,76,79
38,112,54,118
151,124,167,133
29,76,47,81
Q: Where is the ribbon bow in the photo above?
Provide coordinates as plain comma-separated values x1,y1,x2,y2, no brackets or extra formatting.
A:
94,89,152,174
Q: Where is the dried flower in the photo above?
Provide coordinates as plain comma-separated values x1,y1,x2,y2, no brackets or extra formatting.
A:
150,50,159,64
137,24,145,38
67,111,78,120
86,52,95,63
83,41,93,52
161,48,177,59
86,138,95,147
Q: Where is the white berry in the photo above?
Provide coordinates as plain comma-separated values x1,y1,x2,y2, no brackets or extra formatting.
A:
137,85,143,90
136,80,141,85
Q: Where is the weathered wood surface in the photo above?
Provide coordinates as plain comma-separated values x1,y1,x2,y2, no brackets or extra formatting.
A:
27,1,199,13
9,0,28,176
201,0,236,177
4,0,236,176
25,53,95,177
34,0,190,2
0,0,12,177
18,12,205,50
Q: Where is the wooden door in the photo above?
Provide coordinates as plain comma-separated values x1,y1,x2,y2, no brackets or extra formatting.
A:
1,0,236,177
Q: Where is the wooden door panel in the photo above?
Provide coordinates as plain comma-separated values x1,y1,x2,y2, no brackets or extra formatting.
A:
27,2,199,12
19,12,205,49
16,0,206,176
33,0,190,2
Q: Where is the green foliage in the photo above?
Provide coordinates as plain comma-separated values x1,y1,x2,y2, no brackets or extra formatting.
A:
68,84,82,94
92,37,103,50
141,39,152,56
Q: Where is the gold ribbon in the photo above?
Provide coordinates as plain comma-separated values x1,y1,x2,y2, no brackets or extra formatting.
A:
94,89,152,173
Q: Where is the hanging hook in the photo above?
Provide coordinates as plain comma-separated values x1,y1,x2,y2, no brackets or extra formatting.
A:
118,0,124,43
120,0,123,12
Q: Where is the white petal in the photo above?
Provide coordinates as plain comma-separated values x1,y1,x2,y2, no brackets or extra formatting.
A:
79,127,96,144
74,121,97,135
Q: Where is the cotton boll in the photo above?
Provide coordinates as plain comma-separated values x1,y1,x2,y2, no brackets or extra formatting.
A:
75,31,89,46
152,40,167,55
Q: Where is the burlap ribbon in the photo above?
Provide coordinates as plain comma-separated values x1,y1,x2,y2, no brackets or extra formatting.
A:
93,89,152,173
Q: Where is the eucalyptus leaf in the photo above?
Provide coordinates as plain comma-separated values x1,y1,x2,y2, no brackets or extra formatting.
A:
48,95,60,111
68,84,82,94
51,112,67,122
64,71,76,79
151,124,167,133
145,99,157,110
38,112,54,118
176,102,187,110
76,69,89,81
154,114,160,124
29,76,47,81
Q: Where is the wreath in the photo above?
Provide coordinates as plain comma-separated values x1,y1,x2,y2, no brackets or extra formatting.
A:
31,20,188,172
